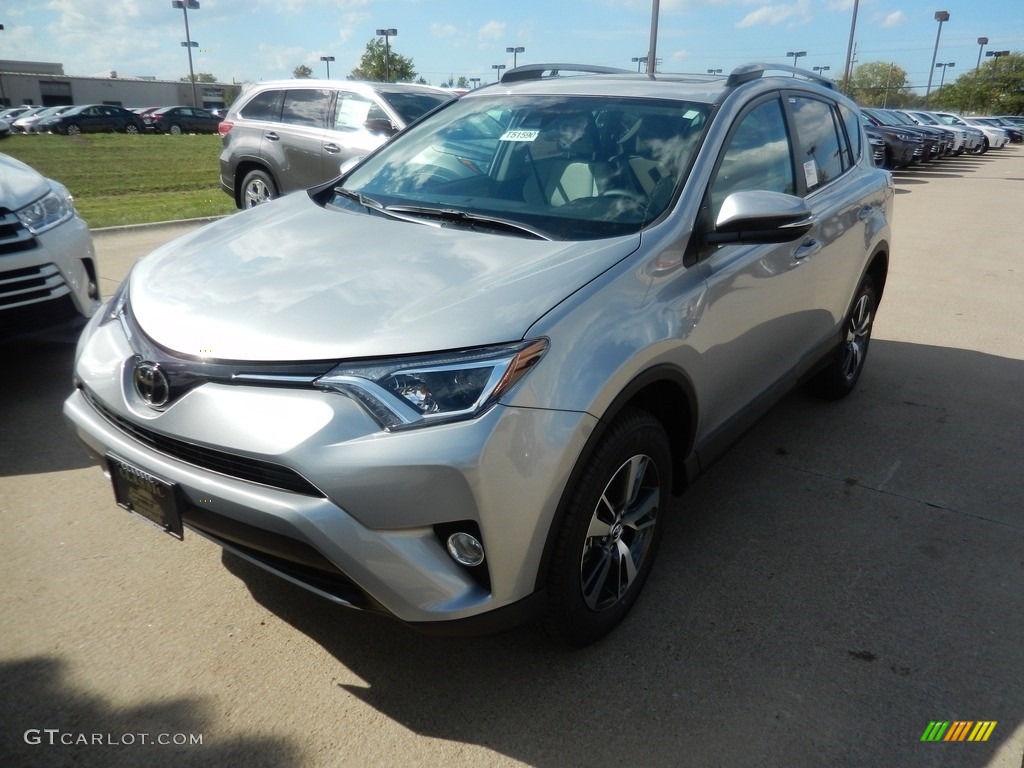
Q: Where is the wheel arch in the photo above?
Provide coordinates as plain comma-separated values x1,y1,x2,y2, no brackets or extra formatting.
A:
533,364,698,592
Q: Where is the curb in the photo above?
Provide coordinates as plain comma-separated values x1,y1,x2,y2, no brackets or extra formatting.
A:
90,215,229,235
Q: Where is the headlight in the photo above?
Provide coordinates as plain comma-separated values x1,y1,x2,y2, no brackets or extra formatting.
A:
99,274,131,327
15,180,76,235
315,339,549,430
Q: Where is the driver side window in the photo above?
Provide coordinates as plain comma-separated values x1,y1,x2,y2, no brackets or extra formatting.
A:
709,98,795,219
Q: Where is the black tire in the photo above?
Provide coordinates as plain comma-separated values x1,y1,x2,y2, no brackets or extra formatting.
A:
65,123,81,136
169,124,183,136
125,122,141,135
240,169,277,208
544,408,671,646
808,275,877,399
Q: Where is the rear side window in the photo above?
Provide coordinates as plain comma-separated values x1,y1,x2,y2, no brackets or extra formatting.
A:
788,96,845,191
240,90,282,121
281,89,331,128
379,91,452,125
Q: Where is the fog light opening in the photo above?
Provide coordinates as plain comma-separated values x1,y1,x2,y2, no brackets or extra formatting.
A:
447,532,485,567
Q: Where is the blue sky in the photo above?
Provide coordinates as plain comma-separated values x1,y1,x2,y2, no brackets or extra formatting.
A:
3,0,1022,92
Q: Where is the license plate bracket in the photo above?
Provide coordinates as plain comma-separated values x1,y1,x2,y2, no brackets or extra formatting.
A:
107,454,184,539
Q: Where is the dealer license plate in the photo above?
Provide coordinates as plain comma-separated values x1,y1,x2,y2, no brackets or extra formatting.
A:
107,454,183,539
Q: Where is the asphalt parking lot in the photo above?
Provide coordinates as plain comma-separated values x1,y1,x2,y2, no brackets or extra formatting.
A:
2,148,1022,768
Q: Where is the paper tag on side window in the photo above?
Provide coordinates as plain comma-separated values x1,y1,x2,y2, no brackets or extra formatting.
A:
803,159,819,188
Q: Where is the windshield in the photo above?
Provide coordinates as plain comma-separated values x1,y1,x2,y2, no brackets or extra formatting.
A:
335,94,711,240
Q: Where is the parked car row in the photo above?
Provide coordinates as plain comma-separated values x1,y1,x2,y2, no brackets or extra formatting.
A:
0,104,224,136
861,107,1017,169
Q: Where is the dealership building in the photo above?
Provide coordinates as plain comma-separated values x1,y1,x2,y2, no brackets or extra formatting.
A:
0,59,240,111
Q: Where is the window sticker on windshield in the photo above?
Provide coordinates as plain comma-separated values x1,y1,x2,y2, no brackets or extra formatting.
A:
803,159,819,188
500,129,540,142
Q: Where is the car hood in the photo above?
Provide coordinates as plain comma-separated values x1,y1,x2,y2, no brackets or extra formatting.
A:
129,193,641,361
0,153,50,208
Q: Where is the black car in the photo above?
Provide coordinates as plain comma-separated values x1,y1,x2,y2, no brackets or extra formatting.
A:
38,104,144,136
143,106,223,135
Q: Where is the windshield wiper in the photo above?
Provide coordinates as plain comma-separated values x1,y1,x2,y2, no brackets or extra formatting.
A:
334,188,386,211
384,205,553,240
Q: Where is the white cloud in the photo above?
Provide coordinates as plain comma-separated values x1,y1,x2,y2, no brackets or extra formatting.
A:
881,11,906,28
431,24,460,39
735,0,812,28
478,20,506,43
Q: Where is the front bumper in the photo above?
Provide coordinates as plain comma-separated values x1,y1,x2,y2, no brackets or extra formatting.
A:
64,318,596,630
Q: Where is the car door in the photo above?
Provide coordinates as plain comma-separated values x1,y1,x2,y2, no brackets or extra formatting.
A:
689,94,828,441
275,88,334,193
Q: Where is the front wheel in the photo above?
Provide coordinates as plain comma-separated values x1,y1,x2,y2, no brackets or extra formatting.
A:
240,169,277,208
65,123,82,136
808,275,877,399
544,408,671,646
169,124,183,136
125,123,140,135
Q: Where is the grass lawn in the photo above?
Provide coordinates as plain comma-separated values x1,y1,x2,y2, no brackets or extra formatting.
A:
1,132,237,229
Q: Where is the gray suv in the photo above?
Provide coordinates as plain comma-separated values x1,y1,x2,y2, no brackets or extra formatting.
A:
218,79,454,208
67,63,893,645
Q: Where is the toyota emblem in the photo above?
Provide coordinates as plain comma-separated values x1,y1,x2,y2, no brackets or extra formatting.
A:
133,360,170,407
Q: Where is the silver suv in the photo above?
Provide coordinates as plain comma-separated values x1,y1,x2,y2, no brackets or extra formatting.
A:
67,64,893,645
218,79,454,208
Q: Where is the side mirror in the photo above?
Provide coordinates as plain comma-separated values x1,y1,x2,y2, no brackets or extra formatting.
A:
363,118,397,137
705,190,814,245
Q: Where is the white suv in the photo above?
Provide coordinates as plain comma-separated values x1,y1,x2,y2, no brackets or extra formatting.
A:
1,153,100,342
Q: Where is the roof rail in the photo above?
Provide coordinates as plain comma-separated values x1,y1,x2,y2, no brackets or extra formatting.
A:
726,63,836,90
500,63,633,84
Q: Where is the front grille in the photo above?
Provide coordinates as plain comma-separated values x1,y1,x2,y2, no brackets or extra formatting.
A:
81,387,325,497
0,262,69,308
0,210,39,256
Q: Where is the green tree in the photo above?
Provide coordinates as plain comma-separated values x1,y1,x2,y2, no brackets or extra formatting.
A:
180,72,219,84
456,76,469,89
844,61,911,107
293,64,314,79
932,54,1024,114
349,38,417,83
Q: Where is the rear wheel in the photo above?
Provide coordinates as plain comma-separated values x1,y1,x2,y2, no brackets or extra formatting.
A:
808,275,876,399
65,123,82,136
169,124,183,136
240,169,277,208
544,408,671,646
125,123,140,135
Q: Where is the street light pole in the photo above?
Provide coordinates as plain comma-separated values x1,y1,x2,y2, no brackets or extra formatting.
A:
469,77,480,89
707,68,722,75
925,10,950,104
975,37,989,72
787,50,806,69
813,65,831,76
320,55,335,79
935,61,955,91
172,1,200,107
506,46,524,68
375,28,397,82
842,0,860,94
647,0,660,75
632,56,648,73
492,63,506,83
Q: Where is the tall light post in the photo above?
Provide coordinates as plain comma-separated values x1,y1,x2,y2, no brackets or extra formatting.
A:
975,37,989,72
647,0,660,75
842,0,860,94
787,50,806,69
632,56,648,72
320,55,335,79
172,0,200,107
707,68,722,75
813,65,831,76
469,77,481,89
935,61,955,90
491,63,506,82
925,10,950,104
506,46,524,68
376,28,397,82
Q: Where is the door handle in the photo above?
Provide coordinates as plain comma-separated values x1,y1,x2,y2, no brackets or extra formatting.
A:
324,144,341,153
266,132,280,141
794,239,822,260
